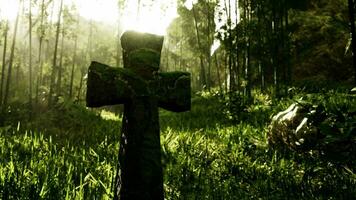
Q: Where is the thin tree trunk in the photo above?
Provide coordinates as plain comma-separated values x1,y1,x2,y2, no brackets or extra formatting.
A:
224,51,228,93
259,62,265,91
76,69,84,102
57,27,65,96
166,40,170,70
0,21,8,106
272,0,279,98
192,4,207,89
235,0,240,92
69,18,79,99
35,0,46,104
228,54,234,92
280,0,287,95
16,63,20,92
48,0,63,106
116,2,122,68
206,0,212,91
285,5,292,86
88,20,93,61
226,0,235,92
215,53,222,93
3,0,22,111
348,0,356,84
29,0,33,117
244,0,251,100
180,18,183,71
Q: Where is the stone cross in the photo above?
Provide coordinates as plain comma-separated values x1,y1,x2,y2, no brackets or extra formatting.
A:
86,31,191,200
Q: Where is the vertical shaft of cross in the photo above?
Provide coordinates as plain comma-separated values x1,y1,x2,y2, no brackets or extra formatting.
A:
118,31,164,200
119,97,162,199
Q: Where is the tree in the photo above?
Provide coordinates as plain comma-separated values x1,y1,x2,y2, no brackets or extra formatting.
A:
348,0,356,84
35,0,48,104
28,0,33,117
3,0,22,111
69,15,79,99
48,0,64,106
56,23,65,96
0,20,8,106
182,0,216,90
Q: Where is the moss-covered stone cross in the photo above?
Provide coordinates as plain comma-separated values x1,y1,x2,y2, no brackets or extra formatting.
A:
86,31,191,200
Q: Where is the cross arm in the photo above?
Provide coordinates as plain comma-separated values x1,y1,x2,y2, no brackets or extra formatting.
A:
157,72,191,112
86,61,134,107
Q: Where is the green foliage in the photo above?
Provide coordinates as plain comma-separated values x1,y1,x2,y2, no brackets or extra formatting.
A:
0,129,117,199
1,90,356,199
161,89,356,199
289,0,352,82
298,92,356,161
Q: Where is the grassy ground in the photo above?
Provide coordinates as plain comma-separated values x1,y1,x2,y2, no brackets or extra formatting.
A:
0,89,356,199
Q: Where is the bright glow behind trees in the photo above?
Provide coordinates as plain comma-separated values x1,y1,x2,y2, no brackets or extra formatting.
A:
0,0,20,21
121,0,178,35
74,0,178,35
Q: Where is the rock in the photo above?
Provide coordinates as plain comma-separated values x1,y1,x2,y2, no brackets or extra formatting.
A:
268,103,318,151
350,87,356,94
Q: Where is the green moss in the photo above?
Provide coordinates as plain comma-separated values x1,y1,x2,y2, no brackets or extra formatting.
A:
129,49,161,71
121,31,164,53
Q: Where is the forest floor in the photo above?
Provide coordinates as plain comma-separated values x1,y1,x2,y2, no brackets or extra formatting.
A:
1,87,356,199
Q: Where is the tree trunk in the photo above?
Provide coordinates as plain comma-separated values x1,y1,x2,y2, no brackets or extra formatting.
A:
284,1,291,86
57,27,65,96
215,53,223,93
69,18,79,99
280,0,287,96
224,52,228,93
16,63,20,92
180,18,183,71
166,39,170,70
226,0,235,92
88,20,93,61
76,68,84,102
192,4,207,89
206,0,212,91
272,0,280,98
116,2,122,68
0,21,8,106
244,0,251,101
259,62,265,91
3,0,22,111
35,0,46,104
257,3,265,92
48,0,63,106
348,0,356,84
28,0,33,117
235,0,240,92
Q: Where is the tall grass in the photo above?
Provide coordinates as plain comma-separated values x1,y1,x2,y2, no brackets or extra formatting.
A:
0,89,356,199
0,127,117,199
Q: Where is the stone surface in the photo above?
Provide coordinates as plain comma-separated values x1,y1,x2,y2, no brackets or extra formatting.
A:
268,103,319,151
86,30,191,200
268,102,356,162
121,31,164,69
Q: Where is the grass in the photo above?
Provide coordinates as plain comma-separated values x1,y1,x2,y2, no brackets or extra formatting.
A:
1,88,356,199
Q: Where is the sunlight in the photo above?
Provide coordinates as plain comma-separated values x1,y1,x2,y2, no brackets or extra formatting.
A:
72,0,178,35
121,0,178,35
0,0,20,21
184,0,198,10
73,0,118,24
211,0,240,55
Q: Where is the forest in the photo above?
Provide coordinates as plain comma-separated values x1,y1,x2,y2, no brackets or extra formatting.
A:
0,0,356,199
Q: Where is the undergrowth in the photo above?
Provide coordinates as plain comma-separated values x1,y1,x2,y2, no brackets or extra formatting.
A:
0,88,356,199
